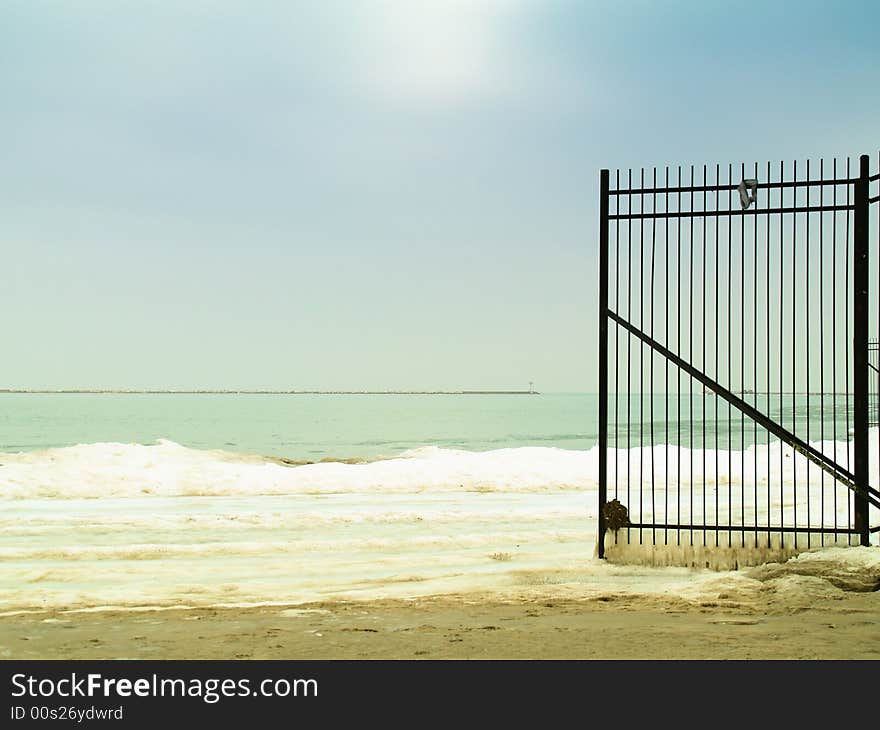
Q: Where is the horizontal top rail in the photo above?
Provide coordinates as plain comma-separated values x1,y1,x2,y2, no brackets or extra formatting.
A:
608,177,857,197
609,203,853,221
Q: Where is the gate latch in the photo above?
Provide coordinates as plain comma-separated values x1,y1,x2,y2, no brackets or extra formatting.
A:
738,178,758,209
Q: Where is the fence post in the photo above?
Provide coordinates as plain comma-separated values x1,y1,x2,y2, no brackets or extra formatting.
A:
853,154,870,546
598,169,610,558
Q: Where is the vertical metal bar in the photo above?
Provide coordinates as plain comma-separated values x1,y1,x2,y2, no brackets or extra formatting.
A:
767,160,772,545
650,167,656,545
615,170,620,507
865,153,880,531
846,157,852,541
833,158,838,539
690,165,694,546
729,162,734,548
663,165,672,545
791,160,798,548
753,160,759,547
854,154,870,546
598,168,610,559
792,159,798,548
703,164,707,547
678,166,682,546
627,169,632,545
665,166,669,545
715,163,720,547
806,159,811,547
639,167,645,545
820,158,825,546
780,160,784,547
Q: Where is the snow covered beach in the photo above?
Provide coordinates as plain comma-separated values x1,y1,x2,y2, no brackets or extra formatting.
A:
1,439,876,622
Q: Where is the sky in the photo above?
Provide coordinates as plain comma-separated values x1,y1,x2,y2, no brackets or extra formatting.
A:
2,0,879,392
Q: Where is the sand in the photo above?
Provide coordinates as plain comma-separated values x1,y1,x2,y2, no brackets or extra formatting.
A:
3,555,878,660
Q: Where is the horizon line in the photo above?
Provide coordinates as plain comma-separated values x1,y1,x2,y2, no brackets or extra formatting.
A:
0,388,543,396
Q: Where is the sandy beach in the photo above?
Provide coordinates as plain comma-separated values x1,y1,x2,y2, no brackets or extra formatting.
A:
4,549,878,660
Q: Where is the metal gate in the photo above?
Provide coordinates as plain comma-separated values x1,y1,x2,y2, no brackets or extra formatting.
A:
598,153,880,565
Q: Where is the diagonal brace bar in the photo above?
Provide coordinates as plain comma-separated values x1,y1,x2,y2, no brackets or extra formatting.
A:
607,308,880,509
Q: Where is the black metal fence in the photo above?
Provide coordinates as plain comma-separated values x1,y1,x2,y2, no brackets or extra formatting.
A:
598,153,880,562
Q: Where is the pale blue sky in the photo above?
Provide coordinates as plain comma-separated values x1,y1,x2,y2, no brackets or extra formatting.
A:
2,1,878,391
